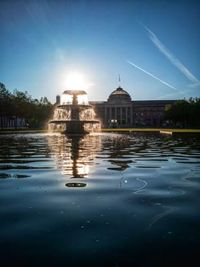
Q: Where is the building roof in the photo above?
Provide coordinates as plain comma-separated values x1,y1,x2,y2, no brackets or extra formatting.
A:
134,100,176,106
108,87,132,102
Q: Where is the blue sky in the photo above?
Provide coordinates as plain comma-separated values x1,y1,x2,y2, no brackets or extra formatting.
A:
0,0,200,102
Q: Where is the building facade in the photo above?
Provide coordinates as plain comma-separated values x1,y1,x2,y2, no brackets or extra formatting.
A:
90,86,176,128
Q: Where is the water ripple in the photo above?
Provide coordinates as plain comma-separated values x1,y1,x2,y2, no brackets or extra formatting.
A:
133,177,148,194
0,132,200,266
147,206,178,230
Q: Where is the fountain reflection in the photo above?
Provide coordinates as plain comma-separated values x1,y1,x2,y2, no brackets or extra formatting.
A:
47,134,101,187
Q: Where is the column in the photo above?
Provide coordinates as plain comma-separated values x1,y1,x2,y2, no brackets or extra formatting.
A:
105,106,107,126
120,107,122,126
125,107,127,125
131,105,133,126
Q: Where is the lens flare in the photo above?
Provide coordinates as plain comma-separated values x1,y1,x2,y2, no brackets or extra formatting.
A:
65,72,91,90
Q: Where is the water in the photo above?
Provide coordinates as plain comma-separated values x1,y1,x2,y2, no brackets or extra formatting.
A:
0,132,200,266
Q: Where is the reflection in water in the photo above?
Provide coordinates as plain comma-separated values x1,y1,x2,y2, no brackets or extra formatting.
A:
47,134,101,186
103,136,134,172
0,173,31,179
0,133,200,266
0,134,52,179
66,182,86,188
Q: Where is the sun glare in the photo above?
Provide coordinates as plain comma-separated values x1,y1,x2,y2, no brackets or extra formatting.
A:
61,93,88,105
65,72,92,91
77,94,88,105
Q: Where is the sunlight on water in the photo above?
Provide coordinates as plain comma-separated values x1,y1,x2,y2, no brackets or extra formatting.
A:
0,132,200,266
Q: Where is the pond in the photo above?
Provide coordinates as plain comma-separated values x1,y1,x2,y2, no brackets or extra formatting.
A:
0,132,200,266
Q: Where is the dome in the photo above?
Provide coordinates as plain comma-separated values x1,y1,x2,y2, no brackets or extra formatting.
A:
108,87,132,103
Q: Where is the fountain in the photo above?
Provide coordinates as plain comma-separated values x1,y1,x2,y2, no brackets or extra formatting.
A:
49,90,101,134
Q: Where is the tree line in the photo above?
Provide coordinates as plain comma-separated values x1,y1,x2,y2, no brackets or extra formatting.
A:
164,98,200,128
0,82,54,129
1,82,199,129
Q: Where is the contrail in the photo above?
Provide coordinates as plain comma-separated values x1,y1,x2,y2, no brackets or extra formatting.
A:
144,25,200,85
127,60,179,92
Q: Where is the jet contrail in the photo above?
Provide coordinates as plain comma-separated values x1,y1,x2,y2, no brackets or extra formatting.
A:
127,60,179,92
143,25,200,85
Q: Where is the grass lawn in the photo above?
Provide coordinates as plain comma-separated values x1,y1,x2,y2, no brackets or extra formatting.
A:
0,129,48,134
101,128,200,133
0,128,200,134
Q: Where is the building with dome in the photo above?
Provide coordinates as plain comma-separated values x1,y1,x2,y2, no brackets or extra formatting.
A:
55,86,176,128
89,86,176,128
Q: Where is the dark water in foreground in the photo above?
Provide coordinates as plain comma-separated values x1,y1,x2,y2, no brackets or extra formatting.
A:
0,132,200,267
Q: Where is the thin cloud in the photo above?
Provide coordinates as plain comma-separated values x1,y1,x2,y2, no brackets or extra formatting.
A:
188,81,200,88
127,60,179,92
144,25,200,85
156,89,191,100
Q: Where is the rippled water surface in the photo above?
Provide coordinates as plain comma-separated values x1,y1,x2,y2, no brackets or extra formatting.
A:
0,132,200,266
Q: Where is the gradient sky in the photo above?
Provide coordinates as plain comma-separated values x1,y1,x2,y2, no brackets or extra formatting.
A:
0,0,200,102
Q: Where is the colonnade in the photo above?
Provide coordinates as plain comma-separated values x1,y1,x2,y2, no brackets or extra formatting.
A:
105,105,132,126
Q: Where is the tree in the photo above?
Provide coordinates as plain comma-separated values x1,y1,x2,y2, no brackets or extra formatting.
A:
164,98,200,128
0,83,13,127
0,83,54,129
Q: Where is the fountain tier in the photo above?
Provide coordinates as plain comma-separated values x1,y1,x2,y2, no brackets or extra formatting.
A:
49,90,101,134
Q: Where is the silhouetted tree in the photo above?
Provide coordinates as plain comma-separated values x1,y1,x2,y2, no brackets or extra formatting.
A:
0,83,53,129
165,98,200,128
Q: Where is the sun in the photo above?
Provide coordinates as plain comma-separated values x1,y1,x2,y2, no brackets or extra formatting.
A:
65,72,92,91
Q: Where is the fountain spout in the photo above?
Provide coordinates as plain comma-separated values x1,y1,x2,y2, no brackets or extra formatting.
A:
72,94,78,106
